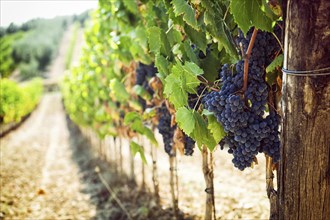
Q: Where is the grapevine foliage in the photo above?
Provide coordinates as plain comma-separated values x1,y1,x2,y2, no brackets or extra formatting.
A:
62,0,283,169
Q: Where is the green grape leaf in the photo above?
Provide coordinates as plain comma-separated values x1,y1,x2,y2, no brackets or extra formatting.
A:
130,141,148,164
202,109,213,116
175,107,195,135
124,113,157,145
200,47,222,82
201,0,238,60
147,27,161,54
142,107,157,120
184,61,204,77
172,0,199,30
123,0,139,15
230,0,273,35
164,62,202,109
167,28,183,48
207,115,226,144
182,41,199,65
155,54,170,76
128,100,143,112
262,0,280,21
142,127,158,146
132,85,152,100
266,54,283,73
163,72,188,109
192,112,217,151
148,27,171,56
109,78,129,102
184,24,207,54
124,112,141,124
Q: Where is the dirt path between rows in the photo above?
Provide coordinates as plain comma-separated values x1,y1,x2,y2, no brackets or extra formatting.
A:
0,93,97,219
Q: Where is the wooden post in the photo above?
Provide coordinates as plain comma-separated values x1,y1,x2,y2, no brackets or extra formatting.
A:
150,143,160,204
279,0,330,219
140,136,146,189
169,155,179,219
202,146,216,220
119,137,123,174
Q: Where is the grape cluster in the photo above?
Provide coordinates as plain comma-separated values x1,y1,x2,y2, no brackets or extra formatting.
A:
184,134,195,156
135,63,158,110
236,27,281,68
157,104,176,156
203,28,281,170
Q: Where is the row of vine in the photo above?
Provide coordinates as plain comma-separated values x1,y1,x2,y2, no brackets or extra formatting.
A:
62,0,284,218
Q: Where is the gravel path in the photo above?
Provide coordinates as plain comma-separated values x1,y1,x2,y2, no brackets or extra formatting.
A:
0,93,96,219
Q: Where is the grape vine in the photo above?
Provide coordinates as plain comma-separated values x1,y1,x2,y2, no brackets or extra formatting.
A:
61,0,284,218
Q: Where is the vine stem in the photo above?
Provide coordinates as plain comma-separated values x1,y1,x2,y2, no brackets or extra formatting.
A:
243,28,258,93
266,155,278,219
119,137,123,174
150,140,160,204
193,86,208,112
169,155,179,219
202,145,216,220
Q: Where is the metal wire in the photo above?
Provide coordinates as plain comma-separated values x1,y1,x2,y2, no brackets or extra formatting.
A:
282,67,330,76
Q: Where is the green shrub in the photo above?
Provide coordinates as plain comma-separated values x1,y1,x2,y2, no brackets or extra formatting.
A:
19,59,39,80
0,78,43,123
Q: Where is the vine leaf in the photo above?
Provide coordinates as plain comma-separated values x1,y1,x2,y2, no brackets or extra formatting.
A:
124,112,158,145
132,85,152,100
122,0,139,15
147,27,171,56
109,78,129,102
155,54,170,77
201,0,238,60
182,41,199,64
192,112,217,151
184,24,207,54
207,115,226,144
230,0,273,35
130,141,148,164
164,73,188,109
167,28,183,48
266,54,283,73
147,27,161,54
164,62,202,108
176,107,195,135
142,127,158,146
172,0,199,30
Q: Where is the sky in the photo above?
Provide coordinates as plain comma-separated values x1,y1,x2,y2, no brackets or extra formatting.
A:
0,0,98,27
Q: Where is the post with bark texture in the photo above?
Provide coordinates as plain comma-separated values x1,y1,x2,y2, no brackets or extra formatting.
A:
119,137,123,174
169,154,179,219
140,136,146,189
129,140,136,183
279,0,330,219
202,146,216,220
150,143,160,204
